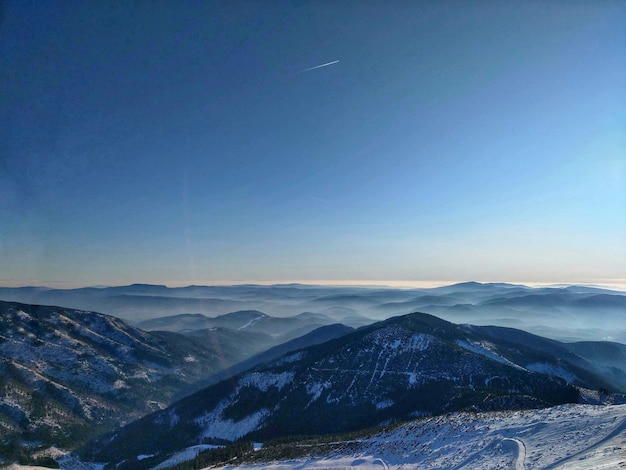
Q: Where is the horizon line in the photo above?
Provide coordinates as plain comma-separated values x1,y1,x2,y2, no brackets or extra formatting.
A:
1,279,625,292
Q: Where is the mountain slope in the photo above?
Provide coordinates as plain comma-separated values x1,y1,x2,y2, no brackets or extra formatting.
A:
470,325,624,392
0,301,268,455
184,323,355,395
135,309,343,342
567,341,626,392
81,312,590,467
204,403,626,470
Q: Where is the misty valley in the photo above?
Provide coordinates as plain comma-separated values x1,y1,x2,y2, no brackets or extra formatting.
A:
1,282,625,469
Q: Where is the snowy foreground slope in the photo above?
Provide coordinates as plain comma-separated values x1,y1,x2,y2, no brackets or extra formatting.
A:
211,403,626,470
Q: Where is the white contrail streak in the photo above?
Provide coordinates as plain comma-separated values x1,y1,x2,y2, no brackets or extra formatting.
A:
300,60,340,72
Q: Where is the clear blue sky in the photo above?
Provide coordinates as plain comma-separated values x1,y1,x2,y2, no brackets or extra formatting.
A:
2,1,625,288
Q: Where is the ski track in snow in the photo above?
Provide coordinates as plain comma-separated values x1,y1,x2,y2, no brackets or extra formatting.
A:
207,404,626,470
502,437,526,470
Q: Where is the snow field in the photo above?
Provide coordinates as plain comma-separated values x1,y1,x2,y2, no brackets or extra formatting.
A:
208,404,626,470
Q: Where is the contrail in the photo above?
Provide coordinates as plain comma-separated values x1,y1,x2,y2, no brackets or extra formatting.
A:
300,60,340,73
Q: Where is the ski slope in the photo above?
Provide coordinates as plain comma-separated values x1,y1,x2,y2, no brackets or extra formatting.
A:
210,404,626,470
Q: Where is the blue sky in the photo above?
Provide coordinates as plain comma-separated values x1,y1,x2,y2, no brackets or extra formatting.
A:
2,1,625,288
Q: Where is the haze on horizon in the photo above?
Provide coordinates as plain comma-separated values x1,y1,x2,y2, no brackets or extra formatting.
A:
2,1,625,289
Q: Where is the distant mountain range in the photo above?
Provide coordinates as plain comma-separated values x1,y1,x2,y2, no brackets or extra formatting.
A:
1,282,624,342
136,309,343,337
79,311,625,469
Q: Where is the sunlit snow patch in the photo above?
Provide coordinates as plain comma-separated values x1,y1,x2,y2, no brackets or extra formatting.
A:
456,339,527,371
367,327,435,352
526,362,577,383
195,399,270,441
239,371,294,392
375,399,394,410
238,314,266,330
152,444,221,470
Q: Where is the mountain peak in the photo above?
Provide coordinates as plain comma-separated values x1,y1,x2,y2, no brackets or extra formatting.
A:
381,311,456,331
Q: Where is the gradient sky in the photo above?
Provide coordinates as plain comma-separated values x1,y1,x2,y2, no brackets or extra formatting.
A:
2,1,625,288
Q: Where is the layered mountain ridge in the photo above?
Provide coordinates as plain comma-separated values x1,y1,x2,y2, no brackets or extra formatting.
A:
0,300,346,455
1,283,625,468
2,282,624,342
0,300,358,462
80,311,622,469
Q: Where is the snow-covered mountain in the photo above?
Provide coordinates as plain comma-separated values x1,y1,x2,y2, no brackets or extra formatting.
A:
0,301,282,457
79,311,623,468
